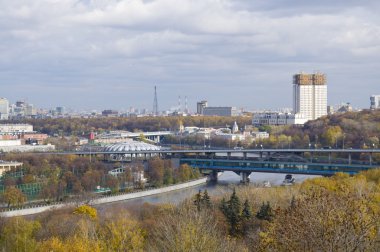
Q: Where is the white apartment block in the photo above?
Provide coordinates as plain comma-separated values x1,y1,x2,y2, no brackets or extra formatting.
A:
252,112,307,126
0,124,34,134
293,72,327,121
0,98,9,120
370,95,380,109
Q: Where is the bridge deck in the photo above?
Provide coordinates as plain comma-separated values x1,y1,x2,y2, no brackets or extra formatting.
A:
180,158,378,176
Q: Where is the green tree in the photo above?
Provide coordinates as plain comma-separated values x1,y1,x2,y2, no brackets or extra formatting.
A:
194,190,202,212
256,201,274,221
242,199,252,220
220,188,242,236
202,190,211,209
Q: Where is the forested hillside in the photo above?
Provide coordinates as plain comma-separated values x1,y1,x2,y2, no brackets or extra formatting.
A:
1,169,379,251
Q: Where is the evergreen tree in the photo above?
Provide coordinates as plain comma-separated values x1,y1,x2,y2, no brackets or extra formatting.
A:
241,199,252,235
202,190,212,209
242,199,252,220
194,190,202,212
256,201,274,221
220,188,243,236
220,197,228,216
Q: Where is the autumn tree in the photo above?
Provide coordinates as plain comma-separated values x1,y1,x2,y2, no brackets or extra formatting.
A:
0,217,41,252
1,187,26,207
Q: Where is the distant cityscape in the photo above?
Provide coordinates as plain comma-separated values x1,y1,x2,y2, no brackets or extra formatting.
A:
0,72,378,124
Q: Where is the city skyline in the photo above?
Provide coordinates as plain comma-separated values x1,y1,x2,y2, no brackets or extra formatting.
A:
1,0,379,110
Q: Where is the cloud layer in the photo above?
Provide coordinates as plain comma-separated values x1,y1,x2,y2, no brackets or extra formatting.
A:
0,0,379,110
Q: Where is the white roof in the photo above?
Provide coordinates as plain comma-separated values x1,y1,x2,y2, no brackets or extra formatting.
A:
103,141,160,152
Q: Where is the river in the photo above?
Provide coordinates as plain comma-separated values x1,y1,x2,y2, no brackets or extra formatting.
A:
95,171,319,214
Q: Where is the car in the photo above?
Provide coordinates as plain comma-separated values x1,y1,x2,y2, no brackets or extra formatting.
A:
282,174,295,185
233,147,244,150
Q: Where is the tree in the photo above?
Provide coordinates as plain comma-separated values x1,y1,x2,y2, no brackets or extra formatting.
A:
1,187,26,207
258,174,380,251
241,199,253,235
194,190,202,212
100,213,145,251
242,199,252,220
202,190,211,209
256,201,274,221
73,205,98,220
220,188,243,236
0,217,41,252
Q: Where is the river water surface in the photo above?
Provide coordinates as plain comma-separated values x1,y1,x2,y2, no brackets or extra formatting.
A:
95,171,319,214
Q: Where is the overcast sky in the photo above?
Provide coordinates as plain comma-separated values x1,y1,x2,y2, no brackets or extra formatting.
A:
0,0,379,111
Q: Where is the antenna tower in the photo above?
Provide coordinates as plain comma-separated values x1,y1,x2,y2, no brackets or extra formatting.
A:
185,96,188,113
153,86,159,116
178,96,181,112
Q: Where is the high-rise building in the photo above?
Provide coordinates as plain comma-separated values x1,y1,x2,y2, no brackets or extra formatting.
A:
370,95,380,110
196,100,208,115
0,98,9,120
293,72,327,121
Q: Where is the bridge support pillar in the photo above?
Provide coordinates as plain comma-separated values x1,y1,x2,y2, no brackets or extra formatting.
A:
369,153,372,166
328,152,331,164
240,172,251,184
243,152,247,160
348,153,351,165
208,170,218,183
227,152,231,160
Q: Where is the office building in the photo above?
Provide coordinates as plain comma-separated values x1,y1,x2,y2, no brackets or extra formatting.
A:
0,98,9,120
370,95,380,110
293,72,327,121
252,112,307,126
196,101,208,115
203,107,238,116
102,110,119,117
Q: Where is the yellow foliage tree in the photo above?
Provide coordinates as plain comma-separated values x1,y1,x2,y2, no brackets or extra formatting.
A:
73,205,98,219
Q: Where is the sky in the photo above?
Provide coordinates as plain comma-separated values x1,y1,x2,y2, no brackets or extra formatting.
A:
0,0,379,112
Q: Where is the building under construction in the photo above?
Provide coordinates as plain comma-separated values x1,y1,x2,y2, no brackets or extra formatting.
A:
293,72,327,121
293,72,326,85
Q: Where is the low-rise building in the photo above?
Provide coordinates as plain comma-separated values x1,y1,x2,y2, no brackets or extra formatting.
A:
0,160,23,177
0,124,34,135
251,131,270,139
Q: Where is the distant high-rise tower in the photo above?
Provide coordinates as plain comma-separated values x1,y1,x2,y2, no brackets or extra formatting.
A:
0,98,9,120
370,95,380,110
197,100,208,115
293,72,327,121
153,86,159,116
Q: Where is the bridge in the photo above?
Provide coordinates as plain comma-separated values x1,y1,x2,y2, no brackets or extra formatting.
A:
30,148,380,183
96,131,173,143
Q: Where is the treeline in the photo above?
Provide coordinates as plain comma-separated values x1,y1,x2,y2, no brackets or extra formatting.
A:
0,154,200,206
284,109,380,149
12,116,252,136
1,169,379,251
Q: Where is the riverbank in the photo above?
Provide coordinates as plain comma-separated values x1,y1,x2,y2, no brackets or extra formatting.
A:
0,177,208,217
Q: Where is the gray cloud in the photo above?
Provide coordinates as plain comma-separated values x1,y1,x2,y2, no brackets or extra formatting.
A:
0,0,379,111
